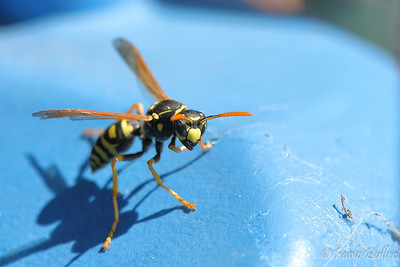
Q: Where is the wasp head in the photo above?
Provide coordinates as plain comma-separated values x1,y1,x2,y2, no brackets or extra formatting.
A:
172,110,207,150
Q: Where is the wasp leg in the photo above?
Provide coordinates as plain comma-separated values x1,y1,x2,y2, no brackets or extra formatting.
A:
125,102,144,115
200,136,213,150
102,138,152,251
82,129,105,136
147,141,196,210
168,135,188,153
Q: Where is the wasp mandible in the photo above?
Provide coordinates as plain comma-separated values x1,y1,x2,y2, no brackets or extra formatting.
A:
33,38,252,251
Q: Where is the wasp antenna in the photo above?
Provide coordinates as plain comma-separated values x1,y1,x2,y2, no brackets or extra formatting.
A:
200,111,252,123
170,114,193,123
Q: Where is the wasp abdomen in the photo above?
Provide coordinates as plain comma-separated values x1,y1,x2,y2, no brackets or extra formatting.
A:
89,120,140,172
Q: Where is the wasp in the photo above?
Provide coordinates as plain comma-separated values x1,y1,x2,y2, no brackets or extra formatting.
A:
33,38,252,251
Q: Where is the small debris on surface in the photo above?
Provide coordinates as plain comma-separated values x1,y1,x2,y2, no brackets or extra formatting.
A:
341,194,354,220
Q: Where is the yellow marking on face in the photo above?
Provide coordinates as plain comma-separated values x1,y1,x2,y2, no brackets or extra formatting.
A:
185,124,190,131
159,109,173,116
108,125,117,139
90,153,102,165
157,123,163,132
121,120,134,138
152,113,159,120
199,122,205,131
101,136,117,155
187,128,201,143
94,145,108,161
174,105,187,115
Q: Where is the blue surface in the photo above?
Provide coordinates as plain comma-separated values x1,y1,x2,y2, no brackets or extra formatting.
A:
0,1,399,266
0,0,116,24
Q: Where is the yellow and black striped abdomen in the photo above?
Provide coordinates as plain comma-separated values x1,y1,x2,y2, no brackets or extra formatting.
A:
89,120,141,172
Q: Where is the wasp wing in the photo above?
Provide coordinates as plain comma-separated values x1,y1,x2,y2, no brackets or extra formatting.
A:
33,109,153,121
114,38,170,101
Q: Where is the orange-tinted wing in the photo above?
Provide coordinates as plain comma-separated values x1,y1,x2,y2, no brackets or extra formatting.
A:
114,38,170,101
32,109,153,121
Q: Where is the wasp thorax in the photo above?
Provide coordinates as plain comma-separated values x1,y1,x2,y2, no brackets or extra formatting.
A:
173,110,207,150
